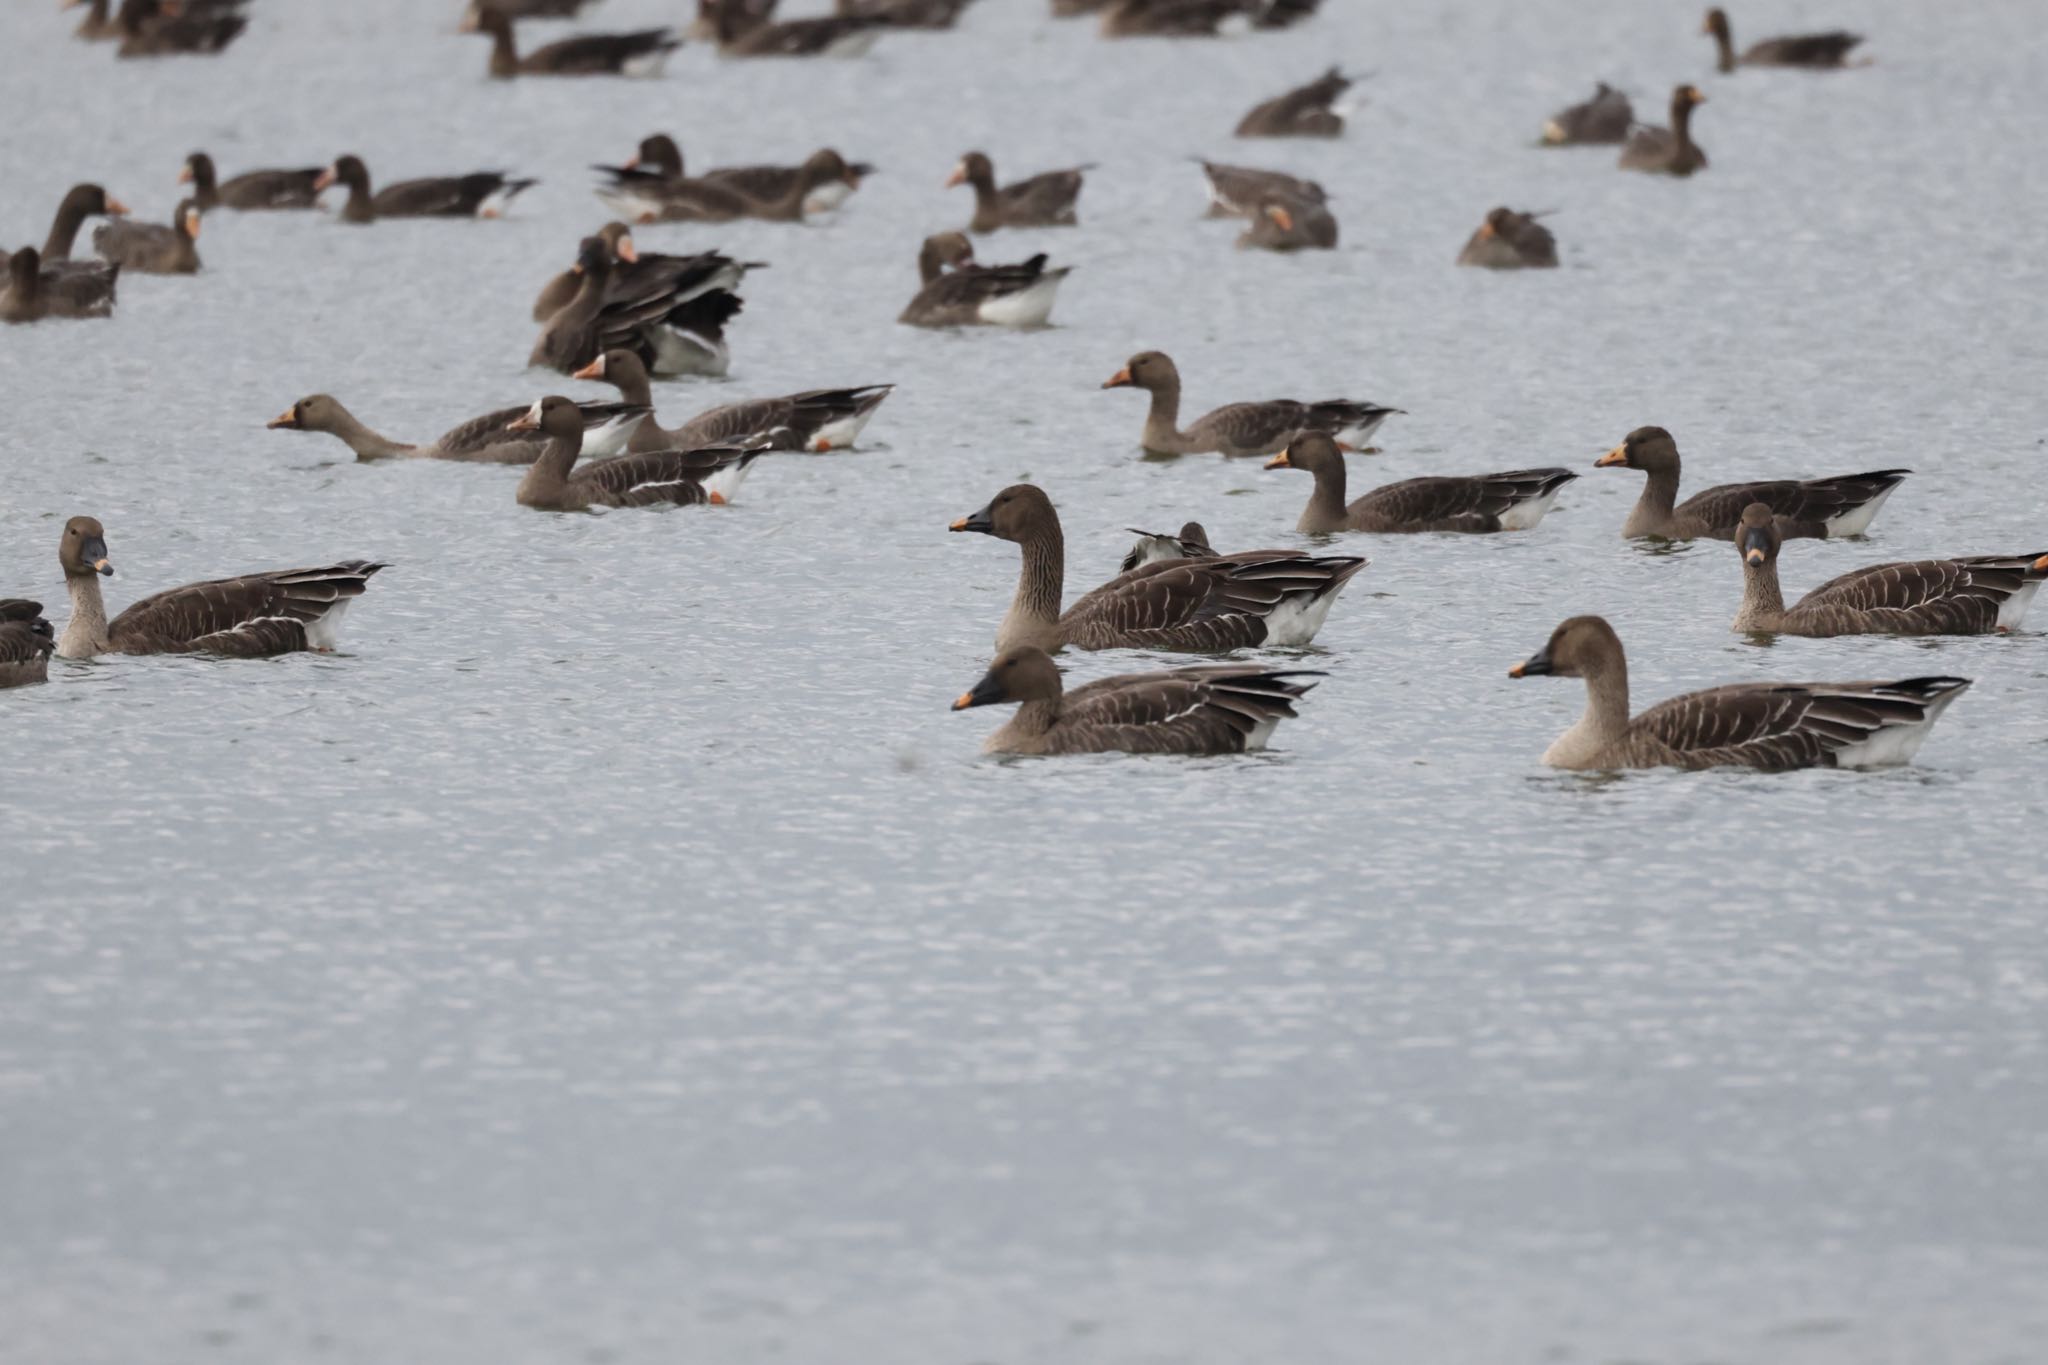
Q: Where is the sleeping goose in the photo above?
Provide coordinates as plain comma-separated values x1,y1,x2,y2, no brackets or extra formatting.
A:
1456,207,1557,269
21,184,127,318
953,647,1322,756
115,0,247,56
948,483,1367,653
1704,7,1863,72
1237,195,1336,250
572,349,891,453
462,7,682,78
1266,432,1577,534
180,152,323,211
1120,522,1216,572
508,396,763,511
1195,160,1326,218
899,233,1070,328
1731,504,2047,636
316,155,537,223
53,517,384,660
946,152,1087,232
0,600,55,687
1103,351,1399,457
1509,614,1969,772
1619,85,1708,176
1541,83,1633,145
530,235,753,377
1235,68,1351,137
93,199,202,274
268,393,646,464
1596,426,1908,540
706,0,879,55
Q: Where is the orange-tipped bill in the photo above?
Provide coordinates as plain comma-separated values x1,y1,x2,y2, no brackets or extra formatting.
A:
571,356,606,381
266,406,300,430
1594,443,1628,467
1264,449,1293,470
105,195,130,216
616,235,638,263
312,167,336,192
1101,366,1132,389
943,163,966,188
951,691,975,711
1267,204,1295,232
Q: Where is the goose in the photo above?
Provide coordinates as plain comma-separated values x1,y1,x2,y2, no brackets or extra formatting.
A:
18,184,127,318
1194,160,1325,219
703,150,872,214
462,7,682,77
93,199,202,274
1619,85,1709,176
315,155,537,223
705,0,879,55
1235,68,1351,138
1704,7,1863,72
1541,83,1633,145
462,0,603,20
268,393,645,464
590,137,752,223
66,0,122,40
1456,207,1558,269
1120,522,1217,572
1509,615,1969,771
1266,432,1577,534
1237,195,1336,250
507,396,763,511
946,152,1087,232
572,350,892,453
0,600,55,687
115,0,247,56
530,235,753,377
1101,0,1316,37
948,483,1366,652
1,246,118,325
837,0,973,27
180,152,323,211
899,233,1070,328
720,150,866,222
2,249,50,324
1731,504,2047,636
53,517,384,660
1103,351,1399,457
1596,426,1908,540
953,647,1322,756
688,0,777,39
534,222,637,320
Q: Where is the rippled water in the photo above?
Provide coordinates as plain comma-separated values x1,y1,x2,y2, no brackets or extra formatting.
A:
4,1,2047,1361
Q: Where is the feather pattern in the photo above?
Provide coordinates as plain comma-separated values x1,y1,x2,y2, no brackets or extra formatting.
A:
0,599,55,686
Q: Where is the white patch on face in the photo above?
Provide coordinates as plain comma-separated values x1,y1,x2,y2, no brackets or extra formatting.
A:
525,400,545,423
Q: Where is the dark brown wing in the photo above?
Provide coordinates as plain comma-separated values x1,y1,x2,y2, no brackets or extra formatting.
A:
998,169,1088,224
107,562,385,656
525,29,680,72
733,15,874,52
1630,677,1968,772
1746,31,1862,66
373,174,535,217
1063,553,1361,651
0,601,54,672
1185,400,1311,453
1678,470,1910,539
1352,469,1576,532
572,446,761,506
39,260,118,317
217,168,325,209
1052,664,1321,754
1795,555,2046,634
1199,161,1325,215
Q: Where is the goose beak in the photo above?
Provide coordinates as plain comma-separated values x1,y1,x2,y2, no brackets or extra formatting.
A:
571,356,606,381
615,236,638,263
2034,555,2048,572
104,196,130,217
943,163,966,188
1594,443,1628,467
506,401,544,433
1264,449,1293,470
177,163,194,184
951,671,1005,710
1508,655,1550,678
1101,366,1132,389
266,405,300,429
1268,205,1295,232
951,691,976,711
949,503,995,534
1475,220,1496,240
82,536,112,576
622,155,640,170
312,167,336,192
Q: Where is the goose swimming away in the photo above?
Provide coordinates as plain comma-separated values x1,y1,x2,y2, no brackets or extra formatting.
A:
180,153,324,211
461,7,683,77
1704,7,1863,71
1596,426,1908,540
1103,351,1399,457
507,396,763,511
0,601,55,687
268,393,645,464
1266,433,1576,533
946,152,1087,232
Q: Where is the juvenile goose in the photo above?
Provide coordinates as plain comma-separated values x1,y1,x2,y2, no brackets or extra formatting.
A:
1195,160,1325,218
946,152,1087,232
316,156,537,223
22,184,127,318
953,647,1322,756
1120,522,1216,573
534,222,636,320
1237,195,1336,250
180,152,323,211
1267,433,1577,534
508,396,763,511
54,517,384,660
1731,504,2047,636
949,483,1366,653
1103,351,1399,457
1596,426,1908,540
531,236,752,377
707,0,879,55
0,601,55,687
462,7,682,77
268,393,645,464
1704,7,1863,72
1457,207,1558,269
899,233,1070,328
573,350,892,453
93,200,202,274
1235,68,1351,138
1541,83,1633,145
1509,615,1969,771
1619,85,1709,176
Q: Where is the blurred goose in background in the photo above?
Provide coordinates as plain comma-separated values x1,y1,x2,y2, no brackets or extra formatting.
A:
705,0,879,55
531,236,753,376
1101,0,1319,37
14,184,126,317
1267,433,1576,533
1619,85,1708,175
1595,426,1908,540
1103,351,1399,457
1541,83,1633,145
1237,195,1335,250
1194,160,1325,218
593,135,870,221
66,0,123,40
94,200,202,273
947,152,1087,231
114,0,247,56
1235,68,1351,137
180,152,323,211
464,0,606,17
1,250,52,324
461,6,682,77
317,156,537,222
837,0,974,26
689,0,776,37
1704,7,1863,72
0,600,55,687
899,233,1070,327
573,350,892,453
267,393,646,464
1456,207,1557,268
509,396,764,511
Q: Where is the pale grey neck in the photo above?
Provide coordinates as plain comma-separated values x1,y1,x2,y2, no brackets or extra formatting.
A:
58,573,110,659
1544,662,1631,768
988,700,1061,751
1733,559,1787,630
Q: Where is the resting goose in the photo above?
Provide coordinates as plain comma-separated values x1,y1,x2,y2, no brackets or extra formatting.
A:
949,483,1366,653
22,184,127,318
180,152,323,211
1510,615,1969,771
93,200,202,274
1267,432,1577,534
705,150,872,214
1103,351,1400,457
1235,68,1351,138
531,235,753,377
1120,522,1216,573
0,600,55,687
1195,160,1325,219
268,393,644,464
1457,207,1558,269
462,7,682,78
1704,8,1863,72
953,647,1321,756
573,349,891,453
1596,426,1908,540
316,156,537,223
947,152,1087,232
54,517,384,660
899,233,1070,328
707,0,879,55
509,396,763,511
1731,504,2047,636
1619,86,1709,176
115,0,247,56
1542,83,1633,145
1237,195,1336,250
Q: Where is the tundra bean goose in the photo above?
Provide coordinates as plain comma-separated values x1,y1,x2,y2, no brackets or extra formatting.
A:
1237,195,1336,250
508,396,763,511
0,601,55,687
1457,208,1558,269
1103,351,1399,457
1195,160,1326,218
1596,426,1908,540
947,152,1087,232
317,156,537,224
948,483,1366,653
534,222,637,321
180,153,323,211
1266,432,1577,534
1730,504,2047,636
1509,615,1969,772
1235,68,1351,137
573,350,891,453
1120,522,1217,573
53,517,384,660
1619,86,1709,176
706,0,879,55
462,7,682,77
899,233,1070,328
952,647,1322,756
1704,7,1863,72
1541,83,1633,145
93,200,201,274
267,393,646,464
531,236,752,377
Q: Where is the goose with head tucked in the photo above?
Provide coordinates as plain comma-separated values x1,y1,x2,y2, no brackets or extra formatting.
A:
93,199,202,274
1267,433,1577,534
573,349,892,453
461,5,682,77
1619,85,1709,175
1237,194,1336,250
1103,351,1399,457
180,152,324,211
947,151,1087,232
267,393,646,464
507,395,764,511
1120,521,1217,573
1457,207,1557,269
899,233,1070,328
531,235,753,377
1703,7,1863,72
0,600,55,687
1541,82,1633,145
1596,426,1908,540
316,155,537,224
1235,67,1351,137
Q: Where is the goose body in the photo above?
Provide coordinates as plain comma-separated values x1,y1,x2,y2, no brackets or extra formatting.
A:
1542,83,1633,145
14,184,127,318
837,0,973,27
1704,8,1863,71
1237,195,1336,250
707,1,879,55
1101,0,1312,37
947,152,1087,232
268,393,645,464
1597,426,1908,540
92,200,202,274
0,600,55,687
180,153,324,211
573,350,891,453
317,156,537,223
1196,160,1325,218
1457,207,1557,269
1235,68,1350,137
464,9,682,77
899,233,1069,328
532,236,752,377
1103,351,1399,457
1619,85,1709,175
510,397,762,511
1268,433,1575,534
115,0,246,56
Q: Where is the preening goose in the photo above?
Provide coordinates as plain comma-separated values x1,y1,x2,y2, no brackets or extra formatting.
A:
948,483,1366,653
706,0,879,55
1103,351,1399,457
268,393,645,464
93,199,202,274
1235,68,1351,138
1266,432,1577,534
1596,426,1908,540
180,152,323,211
1457,207,1557,269
1195,160,1325,218
1120,522,1216,573
462,7,682,77
316,155,537,223
508,395,763,511
1731,504,2047,636
20,184,127,318
1704,8,1863,72
115,0,247,56
1237,195,1336,250
0,600,55,687
573,350,891,453
1619,85,1709,176
1509,615,1969,771
531,235,753,377
1542,83,1633,145
898,233,1070,328
53,517,384,660
953,647,1322,756
534,222,636,321
946,152,1087,232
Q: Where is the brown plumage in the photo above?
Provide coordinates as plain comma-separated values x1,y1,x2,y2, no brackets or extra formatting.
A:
180,153,323,211
1619,85,1709,175
947,152,1087,232
534,223,636,321
1103,351,1399,457
509,396,763,511
1457,207,1557,269
1596,426,1908,540
1267,432,1576,534
115,0,246,57
462,7,681,77
1704,7,1863,72
590,137,752,223
266,393,648,465
898,233,1069,328
1,250,51,324
837,0,974,27
1542,83,1633,145
315,156,537,224
16,184,127,318
531,236,753,377
1101,0,1317,37
705,0,879,55
572,350,891,453
92,200,202,274
1237,195,1336,250
1195,160,1325,218
0,600,55,687
1235,68,1351,137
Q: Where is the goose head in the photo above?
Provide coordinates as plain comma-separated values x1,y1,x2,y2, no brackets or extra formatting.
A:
1510,616,1625,680
1102,350,1177,392
1737,503,1782,568
59,516,113,579
507,395,586,439
1595,425,1679,472
950,484,1056,543
953,646,1063,710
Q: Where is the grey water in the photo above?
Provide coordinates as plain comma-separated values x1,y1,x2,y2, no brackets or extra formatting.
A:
4,0,2047,1361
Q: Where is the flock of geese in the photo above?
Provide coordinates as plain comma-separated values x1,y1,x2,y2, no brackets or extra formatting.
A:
5,1,2028,774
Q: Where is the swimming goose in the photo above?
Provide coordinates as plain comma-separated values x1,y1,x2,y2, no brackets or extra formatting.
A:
180,152,323,211
1731,504,2047,636
704,151,872,214
1509,614,1969,771
1235,68,1351,138
21,184,127,318
462,7,682,77
268,393,645,464
1596,426,1908,540
953,647,1322,756
54,517,384,660
115,0,247,56
573,350,891,453
899,233,1070,328
688,0,777,39
590,136,750,223
1541,83,1633,145
1195,160,1325,218
93,200,202,274
531,236,752,377
838,0,973,27
1101,0,1314,37
1267,433,1577,534
463,0,603,20
1704,8,1862,72
1457,207,1557,269
949,483,1366,653
1237,195,1336,250
706,0,879,55
1120,522,1217,572
946,152,1087,232
1619,85,1708,176
534,222,636,320
0,600,55,687
1103,351,1399,457
508,396,763,511
316,155,537,223
721,150,865,222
